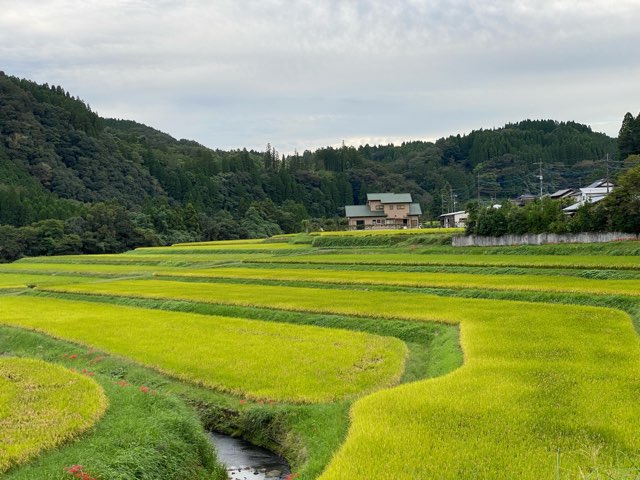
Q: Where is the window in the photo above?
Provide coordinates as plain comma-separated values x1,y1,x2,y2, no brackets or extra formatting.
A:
376,205,384,210
388,204,394,210
397,204,405,209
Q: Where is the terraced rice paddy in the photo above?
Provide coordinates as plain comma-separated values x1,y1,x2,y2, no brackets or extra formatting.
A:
254,251,640,269
0,358,107,473
15,253,263,267
3,234,640,479
0,262,176,276
0,296,404,403
131,243,312,254
0,273,104,288
155,266,640,296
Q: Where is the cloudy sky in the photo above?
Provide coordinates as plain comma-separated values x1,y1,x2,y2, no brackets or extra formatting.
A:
1,0,639,153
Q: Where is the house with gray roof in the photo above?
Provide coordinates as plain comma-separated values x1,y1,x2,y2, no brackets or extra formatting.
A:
562,179,615,215
345,193,422,230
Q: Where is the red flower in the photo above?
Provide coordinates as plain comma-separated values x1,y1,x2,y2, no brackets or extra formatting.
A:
64,464,97,480
65,465,83,474
139,386,150,394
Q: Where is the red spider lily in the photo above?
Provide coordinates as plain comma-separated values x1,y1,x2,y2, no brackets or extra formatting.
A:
68,354,78,359
139,386,150,394
239,399,247,405
284,473,300,480
65,465,83,474
64,465,97,480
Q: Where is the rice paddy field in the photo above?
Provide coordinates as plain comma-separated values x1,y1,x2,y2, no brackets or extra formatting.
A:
0,358,107,474
2,231,640,479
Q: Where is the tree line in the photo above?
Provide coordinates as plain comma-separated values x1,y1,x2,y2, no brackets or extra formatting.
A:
0,71,636,261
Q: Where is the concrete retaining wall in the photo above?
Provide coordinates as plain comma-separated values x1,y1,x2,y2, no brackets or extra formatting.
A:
452,232,639,247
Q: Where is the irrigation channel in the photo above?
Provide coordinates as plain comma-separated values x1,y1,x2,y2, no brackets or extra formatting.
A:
208,432,291,480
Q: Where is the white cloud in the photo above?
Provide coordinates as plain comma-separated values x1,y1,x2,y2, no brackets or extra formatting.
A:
1,0,639,152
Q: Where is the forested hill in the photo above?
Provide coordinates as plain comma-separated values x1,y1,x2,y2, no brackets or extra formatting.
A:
0,72,626,251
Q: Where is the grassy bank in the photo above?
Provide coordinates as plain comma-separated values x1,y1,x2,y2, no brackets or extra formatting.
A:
0,327,225,480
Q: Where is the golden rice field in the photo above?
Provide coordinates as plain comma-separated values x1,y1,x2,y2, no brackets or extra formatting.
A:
41,277,640,477
253,251,640,269
3,234,640,478
130,242,312,254
0,261,175,276
16,252,267,266
0,273,103,288
0,358,107,474
156,265,640,296
0,296,405,403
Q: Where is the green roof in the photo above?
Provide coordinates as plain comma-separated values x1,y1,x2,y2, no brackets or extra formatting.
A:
409,203,422,215
367,193,413,204
345,205,386,217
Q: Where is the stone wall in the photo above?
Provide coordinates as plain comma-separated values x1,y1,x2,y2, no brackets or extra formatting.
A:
452,232,639,247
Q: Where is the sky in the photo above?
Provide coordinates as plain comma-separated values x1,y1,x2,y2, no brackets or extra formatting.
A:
1,0,639,154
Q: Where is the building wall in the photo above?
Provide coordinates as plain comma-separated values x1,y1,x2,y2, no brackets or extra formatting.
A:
348,215,420,230
367,200,383,212
383,203,411,219
453,232,638,247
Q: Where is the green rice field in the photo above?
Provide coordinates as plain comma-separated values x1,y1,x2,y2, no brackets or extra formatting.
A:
2,234,640,479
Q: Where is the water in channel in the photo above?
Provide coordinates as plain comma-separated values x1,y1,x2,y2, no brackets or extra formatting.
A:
209,432,291,480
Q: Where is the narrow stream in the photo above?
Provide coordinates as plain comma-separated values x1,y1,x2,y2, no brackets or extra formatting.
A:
209,432,291,480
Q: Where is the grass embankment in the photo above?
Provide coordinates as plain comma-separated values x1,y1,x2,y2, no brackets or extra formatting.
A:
254,252,640,269
309,229,462,247
0,296,406,403
0,358,107,474
0,328,225,480
310,228,465,236
46,278,640,478
172,238,269,246
156,266,640,296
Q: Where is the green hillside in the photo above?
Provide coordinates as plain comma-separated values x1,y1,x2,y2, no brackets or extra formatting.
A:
2,72,638,261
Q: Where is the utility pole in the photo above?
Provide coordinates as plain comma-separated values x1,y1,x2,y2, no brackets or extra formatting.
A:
537,159,544,199
450,187,458,212
605,153,611,193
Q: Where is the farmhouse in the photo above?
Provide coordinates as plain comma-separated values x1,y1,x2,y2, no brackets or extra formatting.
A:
345,193,422,230
562,178,615,215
